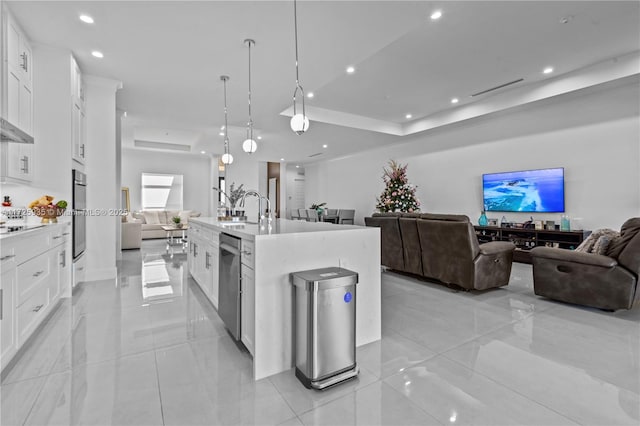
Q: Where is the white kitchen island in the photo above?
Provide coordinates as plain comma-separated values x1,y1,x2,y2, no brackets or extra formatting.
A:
187,217,381,380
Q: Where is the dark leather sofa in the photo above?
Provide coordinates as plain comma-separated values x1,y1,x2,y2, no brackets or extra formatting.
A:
365,212,515,290
530,217,640,310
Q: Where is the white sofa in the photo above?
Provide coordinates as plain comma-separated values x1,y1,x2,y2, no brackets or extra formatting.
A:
130,210,201,239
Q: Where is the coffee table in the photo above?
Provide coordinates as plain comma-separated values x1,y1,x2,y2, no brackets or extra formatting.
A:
161,225,189,252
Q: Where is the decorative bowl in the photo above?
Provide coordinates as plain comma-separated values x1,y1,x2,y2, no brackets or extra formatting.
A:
31,206,65,223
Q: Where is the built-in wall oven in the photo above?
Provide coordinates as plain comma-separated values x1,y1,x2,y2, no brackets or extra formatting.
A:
72,170,87,260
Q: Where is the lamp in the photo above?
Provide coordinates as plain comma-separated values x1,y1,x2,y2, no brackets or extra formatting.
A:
220,75,233,165
290,0,309,135
243,39,257,153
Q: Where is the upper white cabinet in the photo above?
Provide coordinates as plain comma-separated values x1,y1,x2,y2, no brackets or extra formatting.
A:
3,9,33,136
70,56,86,164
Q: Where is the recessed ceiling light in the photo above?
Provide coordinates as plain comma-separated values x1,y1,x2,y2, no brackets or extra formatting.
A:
295,165,300,168
220,125,225,130
219,132,224,136
280,158,285,161
430,10,442,20
405,114,412,119
451,98,459,104
543,67,554,74
257,136,262,140
322,144,327,148
307,92,314,98
346,66,355,74
79,14,94,24
200,151,206,154
91,51,104,58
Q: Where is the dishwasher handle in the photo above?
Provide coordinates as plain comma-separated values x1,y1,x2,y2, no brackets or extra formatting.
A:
220,242,241,256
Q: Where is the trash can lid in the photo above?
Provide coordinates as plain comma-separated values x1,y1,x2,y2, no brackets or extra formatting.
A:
290,266,358,290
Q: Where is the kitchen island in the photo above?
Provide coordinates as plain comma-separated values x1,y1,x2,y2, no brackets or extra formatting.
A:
187,217,381,380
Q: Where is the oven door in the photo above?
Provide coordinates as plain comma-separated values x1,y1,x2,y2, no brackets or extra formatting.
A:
73,170,87,259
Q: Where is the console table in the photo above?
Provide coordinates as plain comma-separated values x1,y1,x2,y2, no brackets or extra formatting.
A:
474,226,591,264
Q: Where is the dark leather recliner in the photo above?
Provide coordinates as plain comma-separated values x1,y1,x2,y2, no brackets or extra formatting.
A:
530,217,640,310
416,214,515,290
364,213,404,271
365,212,515,291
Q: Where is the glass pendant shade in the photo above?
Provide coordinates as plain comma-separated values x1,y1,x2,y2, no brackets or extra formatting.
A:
242,138,257,153
290,113,309,135
221,152,233,164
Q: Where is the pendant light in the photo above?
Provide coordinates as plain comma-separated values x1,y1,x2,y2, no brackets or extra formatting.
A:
220,75,233,165
242,39,257,153
290,0,309,134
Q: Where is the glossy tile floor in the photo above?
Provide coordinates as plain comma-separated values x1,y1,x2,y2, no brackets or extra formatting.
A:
2,239,639,425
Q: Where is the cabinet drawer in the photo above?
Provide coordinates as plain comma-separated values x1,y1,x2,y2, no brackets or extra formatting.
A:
12,230,52,264
0,243,17,271
16,282,49,347
51,224,71,246
241,240,254,268
17,251,51,306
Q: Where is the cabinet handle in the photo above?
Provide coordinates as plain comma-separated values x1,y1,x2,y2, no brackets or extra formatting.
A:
241,250,252,256
63,233,70,236
80,144,85,158
0,254,16,261
205,252,210,269
20,156,29,174
193,243,198,257
32,304,43,313
53,235,62,240
60,250,66,267
0,289,3,320
20,52,28,72
33,270,44,277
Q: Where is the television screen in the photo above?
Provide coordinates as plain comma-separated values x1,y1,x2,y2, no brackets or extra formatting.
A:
482,168,565,213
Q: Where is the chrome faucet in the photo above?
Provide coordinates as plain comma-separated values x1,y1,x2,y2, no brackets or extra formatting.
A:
240,190,263,222
239,190,273,224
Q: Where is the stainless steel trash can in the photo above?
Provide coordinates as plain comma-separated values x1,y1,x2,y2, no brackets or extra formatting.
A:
290,266,359,390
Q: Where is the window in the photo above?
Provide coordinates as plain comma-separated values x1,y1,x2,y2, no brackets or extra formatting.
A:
141,173,183,210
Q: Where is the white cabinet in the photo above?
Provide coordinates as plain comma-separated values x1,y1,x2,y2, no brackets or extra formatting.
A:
70,56,86,164
240,239,254,355
0,268,17,370
1,142,34,182
3,10,33,136
0,224,69,373
240,263,254,355
188,223,220,309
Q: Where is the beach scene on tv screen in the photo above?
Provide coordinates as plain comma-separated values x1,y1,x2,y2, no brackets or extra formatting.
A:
483,168,564,213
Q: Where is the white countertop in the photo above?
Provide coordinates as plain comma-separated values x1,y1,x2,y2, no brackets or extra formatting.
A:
190,217,367,240
0,221,70,241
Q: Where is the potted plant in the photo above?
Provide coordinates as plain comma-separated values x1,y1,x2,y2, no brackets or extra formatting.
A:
310,202,327,219
172,216,183,228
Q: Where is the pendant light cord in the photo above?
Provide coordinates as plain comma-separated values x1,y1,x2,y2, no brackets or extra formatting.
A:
222,76,229,152
246,39,254,142
292,0,305,117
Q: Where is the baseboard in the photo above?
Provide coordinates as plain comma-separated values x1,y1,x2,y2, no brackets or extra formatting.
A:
84,266,117,282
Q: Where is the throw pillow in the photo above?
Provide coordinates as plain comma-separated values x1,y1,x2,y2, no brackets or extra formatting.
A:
575,228,619,254
575,234,597,253
142,210,160,225
178,210,192,224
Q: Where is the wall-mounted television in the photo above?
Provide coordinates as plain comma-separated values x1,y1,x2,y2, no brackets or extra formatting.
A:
482,167,565,213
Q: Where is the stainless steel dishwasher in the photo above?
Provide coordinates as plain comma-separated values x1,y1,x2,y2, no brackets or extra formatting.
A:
218,233,242,340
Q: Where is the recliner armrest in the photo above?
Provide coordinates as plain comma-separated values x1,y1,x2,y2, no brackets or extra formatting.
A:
530,247,617,268
479,241,515,255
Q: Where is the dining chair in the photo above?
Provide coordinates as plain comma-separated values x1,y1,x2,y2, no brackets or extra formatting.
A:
290,209,300,220
338,209,355,224
305,209,319,222
298,209,307,220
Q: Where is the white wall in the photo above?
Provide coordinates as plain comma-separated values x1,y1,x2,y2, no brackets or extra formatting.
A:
84,76,121,281
121,148,211,215
306,80,640,231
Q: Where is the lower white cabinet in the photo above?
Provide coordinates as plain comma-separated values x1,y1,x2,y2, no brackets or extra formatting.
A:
0,268,17,369
188,227,220,309
240,263,255,355
0,224,70,372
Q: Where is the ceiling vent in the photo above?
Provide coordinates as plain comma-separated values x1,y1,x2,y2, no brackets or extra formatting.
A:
471,78,524,97
134,140,191,152
308,152,323,158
